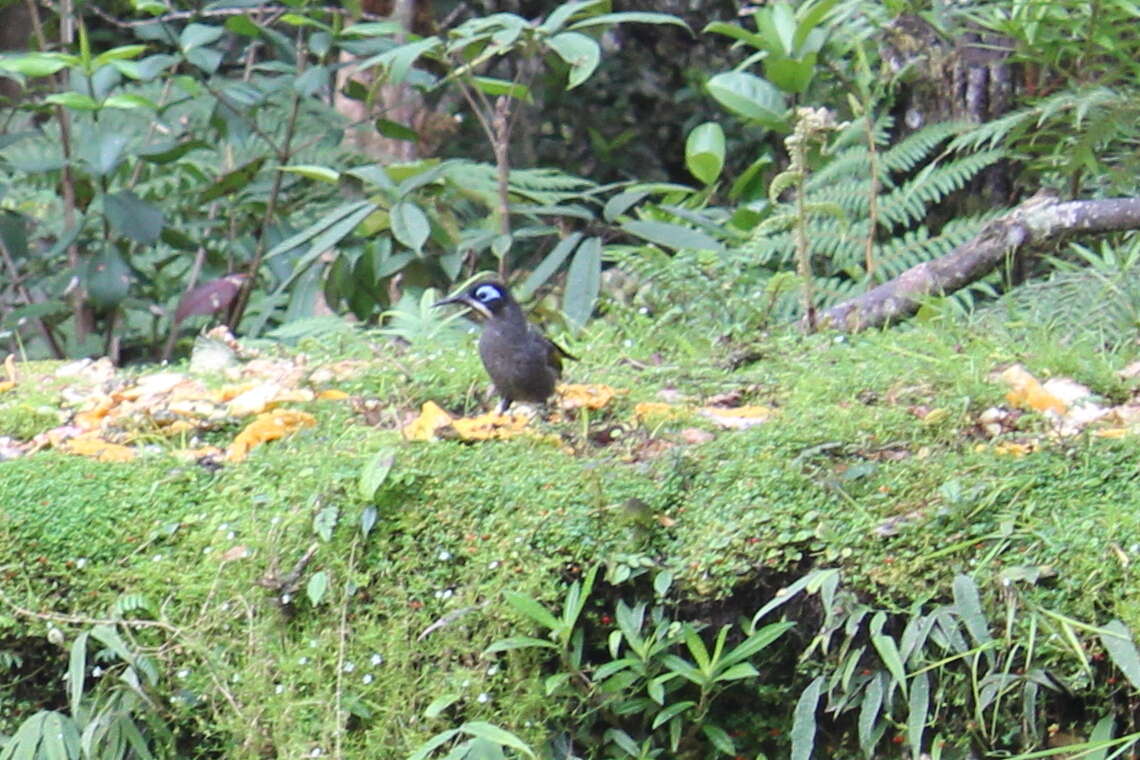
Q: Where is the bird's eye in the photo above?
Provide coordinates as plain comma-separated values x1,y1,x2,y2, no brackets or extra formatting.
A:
473,284,501,303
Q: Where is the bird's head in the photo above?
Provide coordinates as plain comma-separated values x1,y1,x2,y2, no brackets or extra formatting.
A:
433,281,512,321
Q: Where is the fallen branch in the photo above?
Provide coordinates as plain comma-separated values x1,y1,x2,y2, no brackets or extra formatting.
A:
815,194,1140,332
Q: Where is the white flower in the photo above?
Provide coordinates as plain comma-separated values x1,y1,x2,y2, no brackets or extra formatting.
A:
343,662,355,673
476,693,490,704
486,665,498,676
275,683,285,694
177,669,190,680
298,656,309,665
370,653,383,666
488,560,500,570
362,674,373,685
438,550,451,561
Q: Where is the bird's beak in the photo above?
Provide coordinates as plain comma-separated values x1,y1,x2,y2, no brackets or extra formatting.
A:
433,294,493,320
430,293,494,319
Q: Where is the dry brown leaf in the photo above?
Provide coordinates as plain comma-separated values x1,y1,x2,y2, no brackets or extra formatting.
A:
227,409,317,462
450,411,533,440
558,383,622,410
1000,365,1067,414
0,380,14,394
63,435,137,462
317,389,350,400
697,405,773,429
633,402,686,422
221,545,251,561
680,428,715,444
402,401,456,441
74,396,116,431
226,383,283,417
993,441,1035,457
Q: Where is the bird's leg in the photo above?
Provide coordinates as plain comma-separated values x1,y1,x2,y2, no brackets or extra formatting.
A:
496,397,512,415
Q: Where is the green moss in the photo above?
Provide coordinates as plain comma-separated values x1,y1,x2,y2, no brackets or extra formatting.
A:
0,313,1137,756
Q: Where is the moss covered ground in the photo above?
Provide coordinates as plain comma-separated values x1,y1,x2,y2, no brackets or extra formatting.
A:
1,309,1137,757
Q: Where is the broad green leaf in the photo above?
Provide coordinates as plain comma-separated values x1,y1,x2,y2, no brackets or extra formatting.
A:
0,52,74,77
790,675,824,760
43,92,99,110
682,624,712,671
459,722,535,758
685,121,726,185
225,15,261,37
280,165,340,183
339,21,404,38
765,55,816,94
85,249,132,309
539,0,601,34
569,12,690,31
180,23,225,51
359,449,395,500
794,0,839,50
374,119,418,142
201,158,267,202
504,591,561,631
313,505,338,542
907,671,930,760
603,190,648,222
653,570,673,596
390,201,430,254
622,220,724,252
365,37,440,86
360,506,377,540
706,71,787,130
423,693,461,719
546,32,600,89
306,570,329,606
952,575,993,653
871,628,908,699
563,235,601,329
102,93,158,110
482,636,559,654
859,672,884,757
518,232,582,300
701,723,735,755
91,44,148,67
293,65,328,96
1099,619,1140,690
660,654,704,686
186,46,223,74
471,76,532,101
280,12,330,30
715,662,760,681
68,632,89,716
104,191,164,245
270,201,376,293
771,2,797,55
651,700,695,730
604,728,640,757
137,139,210,164
702,21,766,48
408,728,461,760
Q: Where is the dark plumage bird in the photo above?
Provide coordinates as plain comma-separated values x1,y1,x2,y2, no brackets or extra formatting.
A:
434,281,574,413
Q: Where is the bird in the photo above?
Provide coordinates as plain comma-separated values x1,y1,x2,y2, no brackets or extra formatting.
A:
434,281,575,414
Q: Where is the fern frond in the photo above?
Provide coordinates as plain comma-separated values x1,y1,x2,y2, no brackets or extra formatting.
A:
880,120,971,173
878,150,1003,228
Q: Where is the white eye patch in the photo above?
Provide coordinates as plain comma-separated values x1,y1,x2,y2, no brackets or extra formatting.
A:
474,284,502,303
